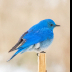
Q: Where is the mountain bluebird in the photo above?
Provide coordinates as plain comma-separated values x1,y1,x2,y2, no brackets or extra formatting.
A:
8,19,60,61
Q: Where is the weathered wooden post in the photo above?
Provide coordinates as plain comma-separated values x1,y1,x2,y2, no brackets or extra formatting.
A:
38,52,47,72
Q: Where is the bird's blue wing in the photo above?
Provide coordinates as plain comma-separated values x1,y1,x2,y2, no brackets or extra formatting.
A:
21,28,54,48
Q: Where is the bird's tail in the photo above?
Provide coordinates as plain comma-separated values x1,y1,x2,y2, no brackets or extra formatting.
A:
7,47,28,62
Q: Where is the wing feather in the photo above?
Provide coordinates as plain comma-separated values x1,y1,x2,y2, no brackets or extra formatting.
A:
8,31,28,52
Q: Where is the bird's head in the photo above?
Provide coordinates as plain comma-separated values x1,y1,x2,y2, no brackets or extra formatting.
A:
41,19,60,30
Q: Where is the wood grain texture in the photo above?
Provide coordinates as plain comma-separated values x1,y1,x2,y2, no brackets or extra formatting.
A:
38,53,47,72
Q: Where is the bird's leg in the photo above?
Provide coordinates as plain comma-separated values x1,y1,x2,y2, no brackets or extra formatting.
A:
36,47,40,56
40,51,46,53
37,53,39,56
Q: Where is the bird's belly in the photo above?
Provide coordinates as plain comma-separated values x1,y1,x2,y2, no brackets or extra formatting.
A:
27,39,53,52
40,38,53,51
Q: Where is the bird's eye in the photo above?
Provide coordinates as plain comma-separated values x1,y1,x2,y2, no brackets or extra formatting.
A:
50,24,53,26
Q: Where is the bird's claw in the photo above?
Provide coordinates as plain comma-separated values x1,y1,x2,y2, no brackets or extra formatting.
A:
40,51,46,53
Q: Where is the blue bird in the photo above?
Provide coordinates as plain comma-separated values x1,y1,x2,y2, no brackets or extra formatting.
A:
8,19,60,61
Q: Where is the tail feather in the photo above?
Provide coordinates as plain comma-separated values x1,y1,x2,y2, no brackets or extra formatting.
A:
7,46,30,62
7,54,17,62
7,48,23,62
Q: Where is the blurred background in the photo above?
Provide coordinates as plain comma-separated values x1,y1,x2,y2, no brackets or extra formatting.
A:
0,0,70,72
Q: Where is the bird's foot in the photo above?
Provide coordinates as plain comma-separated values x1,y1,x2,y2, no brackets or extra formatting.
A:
40,51,46,53
36,51,46,56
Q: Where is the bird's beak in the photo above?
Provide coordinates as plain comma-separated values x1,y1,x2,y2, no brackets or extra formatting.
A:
55,24,60,27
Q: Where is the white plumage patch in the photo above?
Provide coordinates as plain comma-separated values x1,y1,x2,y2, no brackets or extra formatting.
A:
34,43,40,49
